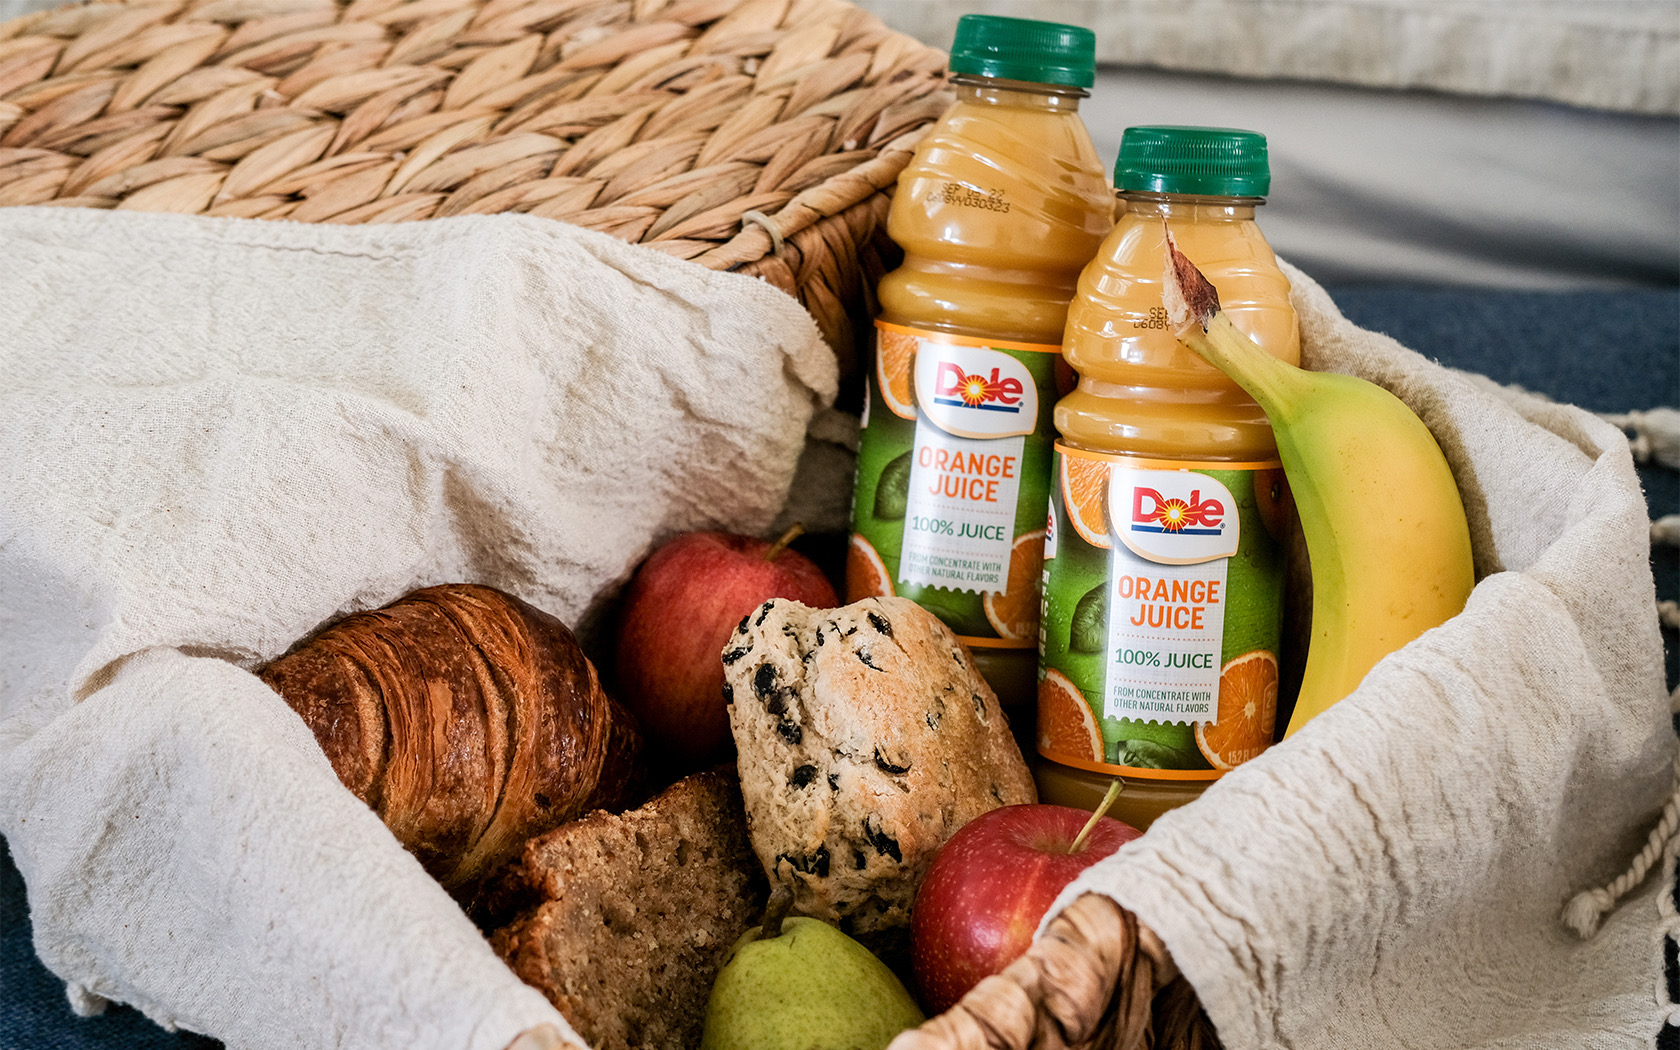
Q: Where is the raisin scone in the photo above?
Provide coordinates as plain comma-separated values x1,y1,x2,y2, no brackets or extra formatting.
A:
723,596,1035,935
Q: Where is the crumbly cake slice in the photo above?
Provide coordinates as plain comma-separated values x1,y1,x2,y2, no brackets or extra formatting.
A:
722,596,1035,937
489,770,767,1050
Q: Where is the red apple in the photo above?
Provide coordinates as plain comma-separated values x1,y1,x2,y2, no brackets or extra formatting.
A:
613,527,837,766
910,801,1141,1015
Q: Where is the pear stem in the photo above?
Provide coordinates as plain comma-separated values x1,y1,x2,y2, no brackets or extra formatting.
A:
759,885,794,939
1069,779,1124,853
763,523,805,563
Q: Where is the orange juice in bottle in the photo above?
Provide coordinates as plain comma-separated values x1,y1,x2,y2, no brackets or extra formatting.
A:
1038,127,1299,829
847,15,1113,718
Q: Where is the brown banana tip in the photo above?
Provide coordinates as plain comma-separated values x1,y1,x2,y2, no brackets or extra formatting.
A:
1161,223,1221,332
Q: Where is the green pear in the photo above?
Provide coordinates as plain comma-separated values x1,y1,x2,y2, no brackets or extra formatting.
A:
701,903,924,1050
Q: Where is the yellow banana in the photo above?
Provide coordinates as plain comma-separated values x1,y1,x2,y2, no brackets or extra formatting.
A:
1162,233,1475,737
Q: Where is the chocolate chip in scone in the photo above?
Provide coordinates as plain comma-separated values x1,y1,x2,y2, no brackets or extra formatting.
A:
755,601,775,627
789,764,817,788
783,623,809,656
754,663,778,698
852,848,867,870
776,719,802,745
856,649,881,670
722,645,750,664
722,682,734,705
815,626,825,646
827,774,839,791
866,611,893,637
862,816,901,862
736,614,752,635
779,846,830,878
873,748,910,775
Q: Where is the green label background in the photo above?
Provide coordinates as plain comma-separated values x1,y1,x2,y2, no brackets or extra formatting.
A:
1041,451,1286,771
850,339,1059,642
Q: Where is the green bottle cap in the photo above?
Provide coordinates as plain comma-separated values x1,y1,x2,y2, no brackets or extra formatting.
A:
948,15,1097,89
1115,126,1271,197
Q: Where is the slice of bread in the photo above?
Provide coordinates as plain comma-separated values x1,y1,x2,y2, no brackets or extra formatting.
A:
489,770,767,1050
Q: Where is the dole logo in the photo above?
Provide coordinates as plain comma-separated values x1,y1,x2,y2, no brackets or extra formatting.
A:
1131,487,1225,535
1110,468,1239,565
931,363,1023,413
914,343,1037,440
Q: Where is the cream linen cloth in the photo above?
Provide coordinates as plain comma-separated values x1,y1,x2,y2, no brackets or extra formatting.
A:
0,207,835,1048
1050,263,1675,1047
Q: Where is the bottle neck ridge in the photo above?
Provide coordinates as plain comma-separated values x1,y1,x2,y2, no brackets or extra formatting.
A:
951,75,1086,112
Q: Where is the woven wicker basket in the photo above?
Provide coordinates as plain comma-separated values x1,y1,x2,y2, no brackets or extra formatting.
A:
0,0,1224,1045
0,0,952,359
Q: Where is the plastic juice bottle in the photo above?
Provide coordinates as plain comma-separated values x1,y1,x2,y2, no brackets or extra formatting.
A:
847,15,1113,718
1037,126,1299,829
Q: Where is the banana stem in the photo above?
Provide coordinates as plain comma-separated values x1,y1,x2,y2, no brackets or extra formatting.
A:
1160,226,1300,416
1176,313,1299,419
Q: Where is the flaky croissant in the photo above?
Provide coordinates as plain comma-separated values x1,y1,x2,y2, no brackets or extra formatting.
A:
259,584,643,894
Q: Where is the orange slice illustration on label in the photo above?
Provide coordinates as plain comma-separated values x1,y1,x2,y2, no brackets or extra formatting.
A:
982,528,1045,641
1038,668,1103,762
1061,454,1111,549
846,532,895,602
876,329,918,420
1195,650,1279,770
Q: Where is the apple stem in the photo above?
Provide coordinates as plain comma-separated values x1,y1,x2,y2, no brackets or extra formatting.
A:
759,885,794,939
1069,779,1124,854
763,523,805,563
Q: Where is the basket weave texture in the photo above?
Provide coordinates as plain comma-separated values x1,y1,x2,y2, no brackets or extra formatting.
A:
0,0,950,353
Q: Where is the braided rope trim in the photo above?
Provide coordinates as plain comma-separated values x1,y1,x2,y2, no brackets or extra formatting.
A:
1603,407,1680,471
1655,687,1680,1045
1564,750,1680,938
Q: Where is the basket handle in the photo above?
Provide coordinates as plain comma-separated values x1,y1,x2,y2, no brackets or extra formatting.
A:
887,893,1178,1050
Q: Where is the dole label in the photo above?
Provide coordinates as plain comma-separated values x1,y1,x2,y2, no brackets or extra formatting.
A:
1039,448,1286,779
915,345,1038,440
1112,468,1239,565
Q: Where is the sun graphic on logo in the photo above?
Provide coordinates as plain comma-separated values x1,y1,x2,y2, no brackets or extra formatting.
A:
1154,498,1193,531
958,373,993,406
